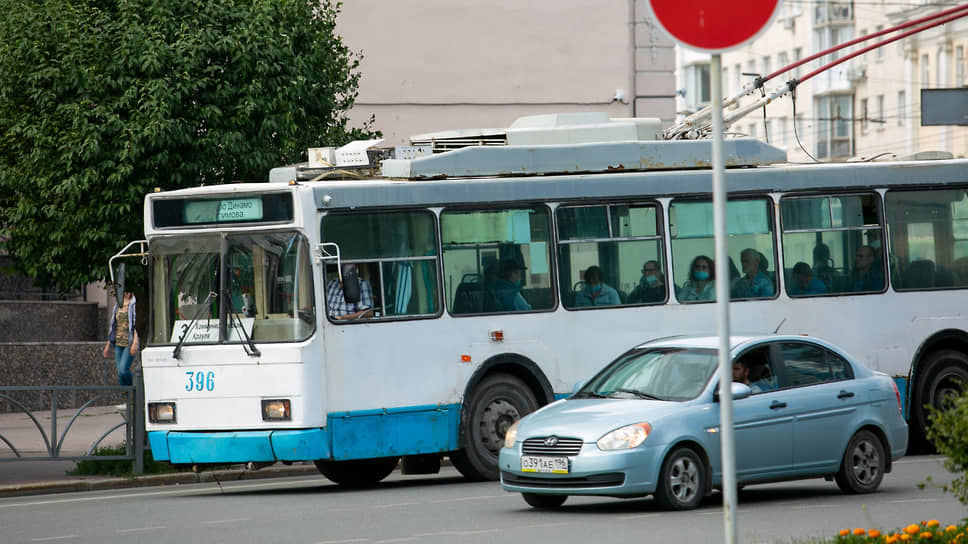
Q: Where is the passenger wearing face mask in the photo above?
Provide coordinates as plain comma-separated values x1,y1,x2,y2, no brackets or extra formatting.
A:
628,260,666,303
678,255,716,302
575,265,621,307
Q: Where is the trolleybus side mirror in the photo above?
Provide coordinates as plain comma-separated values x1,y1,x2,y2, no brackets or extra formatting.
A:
113,262,126,306
341,264,361,304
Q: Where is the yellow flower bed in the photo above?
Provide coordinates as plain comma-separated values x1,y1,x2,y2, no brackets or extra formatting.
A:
835,520,967,543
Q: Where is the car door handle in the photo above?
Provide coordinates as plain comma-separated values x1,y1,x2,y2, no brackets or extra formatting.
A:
769,400,787,409
837,390,855,399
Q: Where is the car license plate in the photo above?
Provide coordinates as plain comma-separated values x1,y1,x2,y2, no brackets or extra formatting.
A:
521,455,568,474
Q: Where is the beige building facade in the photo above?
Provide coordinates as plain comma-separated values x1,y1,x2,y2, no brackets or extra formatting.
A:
336,0,677,145
675,0,968,161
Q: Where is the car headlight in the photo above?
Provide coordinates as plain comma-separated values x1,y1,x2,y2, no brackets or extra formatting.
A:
596,422,652,450
503,420,520,449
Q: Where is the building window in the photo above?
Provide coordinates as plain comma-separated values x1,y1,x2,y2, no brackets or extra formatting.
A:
762,56,772,77
860,98,869,133
956,46,965,86
897,91,906,127
876,95,884,130
683,63,711,111
921,54,930,87
793,48,803,78
875,26,884,61
815,95,853,159
937,50,944,87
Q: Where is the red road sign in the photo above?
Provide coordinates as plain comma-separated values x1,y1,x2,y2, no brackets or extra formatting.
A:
648,0,781,52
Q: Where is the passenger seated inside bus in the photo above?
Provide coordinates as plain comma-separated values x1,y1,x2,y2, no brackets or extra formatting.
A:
731,248,775,299
811,244,834,289
574,265,621,307
678,255,715,302
788,261,827,296
488,259,531,311
326,264,375,320
627,260,666,303
849,245,885,292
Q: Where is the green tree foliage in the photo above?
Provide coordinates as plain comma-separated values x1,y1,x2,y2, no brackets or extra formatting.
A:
925,388,968,506
0,0,376,289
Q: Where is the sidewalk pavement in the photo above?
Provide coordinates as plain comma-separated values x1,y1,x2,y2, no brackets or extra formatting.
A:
0,406,319,497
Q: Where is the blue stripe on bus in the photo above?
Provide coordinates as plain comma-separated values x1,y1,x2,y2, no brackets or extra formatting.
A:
147,404,460,464
328,404,460,460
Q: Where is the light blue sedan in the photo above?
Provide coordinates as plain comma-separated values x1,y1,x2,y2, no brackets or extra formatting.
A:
499,335,908,510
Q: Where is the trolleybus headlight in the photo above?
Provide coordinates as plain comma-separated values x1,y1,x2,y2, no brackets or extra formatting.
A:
262,399,291,421
596,422,652,450
148,402,176,423
503,420,520,449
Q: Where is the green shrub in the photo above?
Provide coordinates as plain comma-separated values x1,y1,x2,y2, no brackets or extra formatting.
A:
68,444,178,477
925,387,968,506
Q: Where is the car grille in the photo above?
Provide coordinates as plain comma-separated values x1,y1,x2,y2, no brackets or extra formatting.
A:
502,472,625,489
522,436,583,456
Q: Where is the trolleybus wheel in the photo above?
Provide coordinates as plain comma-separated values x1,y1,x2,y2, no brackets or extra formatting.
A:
910,349,968,453
313,456,400,487
451,372,539,481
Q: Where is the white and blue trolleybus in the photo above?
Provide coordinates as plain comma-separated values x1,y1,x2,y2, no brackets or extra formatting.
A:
123,113,968,485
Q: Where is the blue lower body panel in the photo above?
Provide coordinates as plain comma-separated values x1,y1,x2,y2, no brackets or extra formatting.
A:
148,403,460,463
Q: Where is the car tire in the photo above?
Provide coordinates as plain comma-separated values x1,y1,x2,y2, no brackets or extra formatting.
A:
451,373,539,481
834,430,885,494
522,492,568,509
909,349,968,453
314,456,400,487
654,446,705,510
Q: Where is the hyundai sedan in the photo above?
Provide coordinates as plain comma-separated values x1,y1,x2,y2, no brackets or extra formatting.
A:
499,335,908,510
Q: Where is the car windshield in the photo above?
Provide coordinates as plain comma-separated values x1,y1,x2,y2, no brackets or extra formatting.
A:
576,347,718,401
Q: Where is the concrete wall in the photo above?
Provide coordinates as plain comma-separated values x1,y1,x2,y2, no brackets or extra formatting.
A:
337,0,676,145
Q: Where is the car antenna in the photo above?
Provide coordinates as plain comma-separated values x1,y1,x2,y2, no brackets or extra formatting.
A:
773,318,787,334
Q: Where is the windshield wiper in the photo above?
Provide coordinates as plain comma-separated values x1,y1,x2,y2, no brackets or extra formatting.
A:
173,291,217,359
571,391,609,399
223,288,261,357
612,388,664,400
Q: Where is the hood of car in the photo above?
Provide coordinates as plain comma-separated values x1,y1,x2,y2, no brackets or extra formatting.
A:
516,397,695,442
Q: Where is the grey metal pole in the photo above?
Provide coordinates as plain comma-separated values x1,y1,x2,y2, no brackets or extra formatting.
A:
711,53,738,544
133,366,144,475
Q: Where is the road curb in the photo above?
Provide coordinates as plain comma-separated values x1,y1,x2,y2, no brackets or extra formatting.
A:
0,464,320,498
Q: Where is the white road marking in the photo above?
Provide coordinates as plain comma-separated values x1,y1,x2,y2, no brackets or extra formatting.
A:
29,536,79,542
116,526,166,533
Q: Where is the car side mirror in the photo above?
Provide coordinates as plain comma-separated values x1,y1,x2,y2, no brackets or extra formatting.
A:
341,264,361,304
714,382,753,402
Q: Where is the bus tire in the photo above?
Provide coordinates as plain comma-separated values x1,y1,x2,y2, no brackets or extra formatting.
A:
909,349,968,453
313,456,400,487
451,372,539,481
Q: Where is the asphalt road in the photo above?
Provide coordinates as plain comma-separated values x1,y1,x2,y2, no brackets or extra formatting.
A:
0,455,964,544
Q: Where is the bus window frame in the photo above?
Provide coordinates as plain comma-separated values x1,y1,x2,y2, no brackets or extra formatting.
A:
668,195,781,304
555,200,668,310
779,191,888,297
441,202,558,317
320,208,444,324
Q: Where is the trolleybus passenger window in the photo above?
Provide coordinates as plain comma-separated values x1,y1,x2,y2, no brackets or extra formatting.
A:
780,194,885,296
885,189,968,291
669,199,777,303
322,211,439,320
441,206,553,315
556,203,665,309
